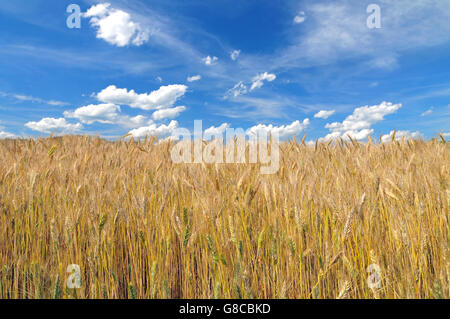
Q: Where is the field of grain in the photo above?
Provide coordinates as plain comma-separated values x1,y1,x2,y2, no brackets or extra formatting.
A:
0,135,448,299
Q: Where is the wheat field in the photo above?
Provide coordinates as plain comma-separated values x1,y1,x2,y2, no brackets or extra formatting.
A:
0,135,448,299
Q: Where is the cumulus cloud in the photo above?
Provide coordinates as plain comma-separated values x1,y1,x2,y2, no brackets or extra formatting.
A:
320,102,402,141
381,130,423,143
118,115,152,128
25,118,82,134
96,85,187,110
294,11,306,24
246,119,310,140
0,131,16,139
64,103,120,124
314,110,335,119
152,106,186,120
84,3,150,47
203,56,218,66
128,120,179,139
250,72,276,91
84,2,110,17
57,84,188,131
187,75,201,82
204,123,230,137
231,50,241,61
63,103,151,128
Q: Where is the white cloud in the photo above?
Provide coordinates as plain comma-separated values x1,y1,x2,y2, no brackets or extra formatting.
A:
246,119,310,140
118,115,152,128
231,50,241,61
320,102,402,141
277,1,450,69
314,110,335,119
294,11,306,24
187,75,201,82
0,131,16,139
64,103,120,124
0,91,68,106
13,95,68,106
219,95,296,119
128,120,179,139
203,56,218,66
443,133,450,137
25,118,82,134
204,123,230,137
96,84,187,110
225,81,248,98
250,72,276,91
152,106,186,120
63,103,152,128
369,56,399,70
84,3,110,17
421,107,433,116
381,130,423,143
225,72,277,98
84,3,149,47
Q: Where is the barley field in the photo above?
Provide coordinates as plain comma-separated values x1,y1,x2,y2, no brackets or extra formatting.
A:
0,135,448,299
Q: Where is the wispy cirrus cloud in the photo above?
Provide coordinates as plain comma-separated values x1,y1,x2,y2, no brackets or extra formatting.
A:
273,0,450,72
216,95,300,120
421,107,433,116
0,91,68,106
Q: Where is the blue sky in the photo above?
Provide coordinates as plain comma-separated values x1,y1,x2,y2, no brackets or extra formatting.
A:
0,0,449,141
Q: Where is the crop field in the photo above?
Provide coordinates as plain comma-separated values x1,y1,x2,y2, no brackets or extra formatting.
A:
0,135,448,299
